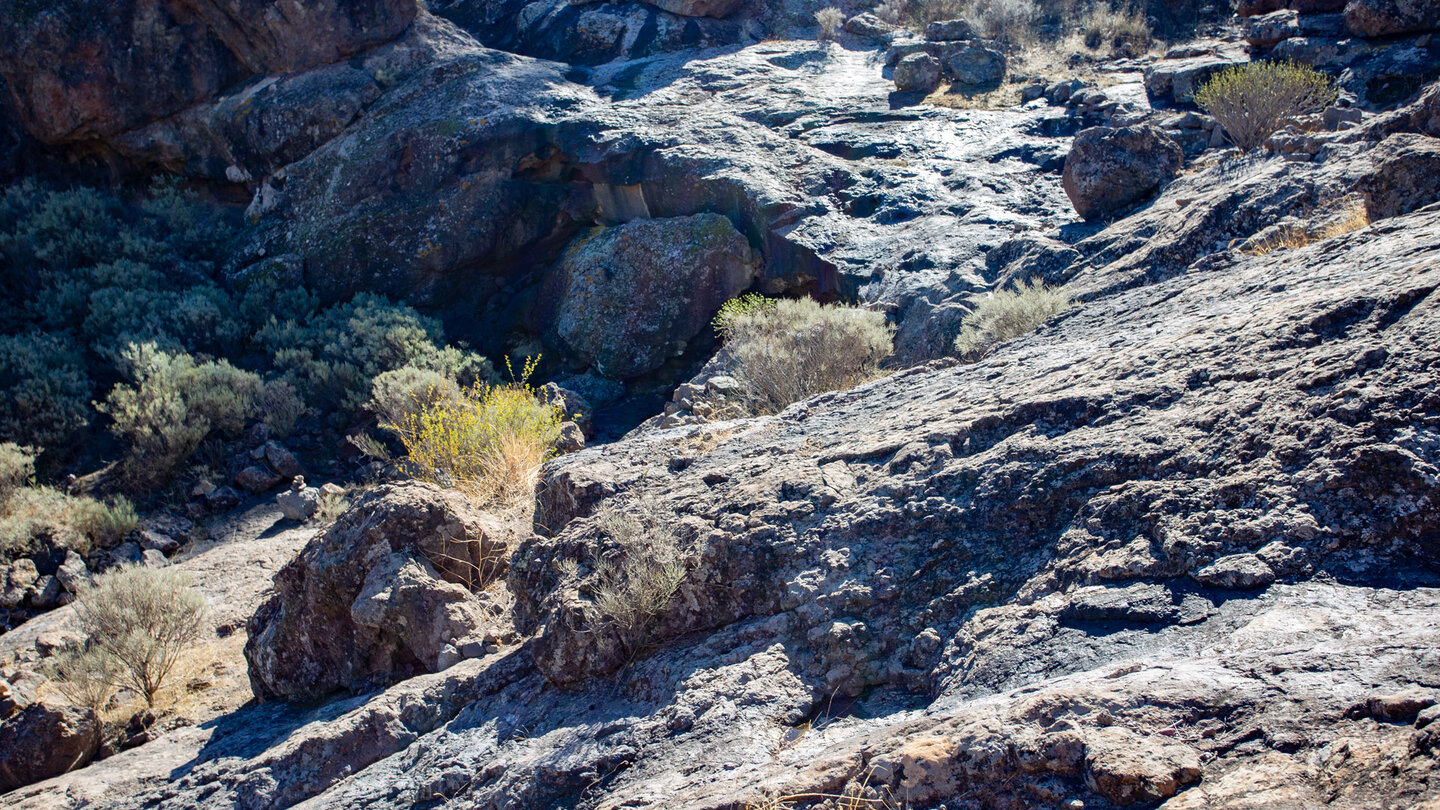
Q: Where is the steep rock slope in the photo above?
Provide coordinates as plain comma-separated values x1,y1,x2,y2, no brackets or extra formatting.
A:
10,128,1440,808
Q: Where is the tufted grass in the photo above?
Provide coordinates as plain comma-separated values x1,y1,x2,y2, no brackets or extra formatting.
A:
953,280,1072,361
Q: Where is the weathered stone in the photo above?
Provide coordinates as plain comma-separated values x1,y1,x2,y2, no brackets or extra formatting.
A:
276,477,321,522
0,698,101,793
24,576,60,610
940,43,1006,88
1412,81,1440,136
0,560,38,608
641,0,740,19
245,482,511,701
0,0,415,145
1144,54,1248,105
54,551,90,595
262,442,303,479
1084,727,1203,806
1063,124,1183,220
925,19,976,41
1344,0,1440,37
233,466,282,495
555,422,586,455
843,12,896,39
547,214,756,380
1193,553,1277,589
1363,688,1437,721
893,53,942,93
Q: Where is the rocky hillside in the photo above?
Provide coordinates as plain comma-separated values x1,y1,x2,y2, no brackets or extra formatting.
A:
3,0,1440,807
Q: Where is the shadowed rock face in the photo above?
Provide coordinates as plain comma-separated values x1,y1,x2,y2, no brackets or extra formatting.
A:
0,0,414,144
244,483,511,702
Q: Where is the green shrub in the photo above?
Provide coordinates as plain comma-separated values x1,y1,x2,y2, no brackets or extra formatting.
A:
953,279,1072,360
715,297,895,415
100,343,262,486
71,564,208,707
1195,61,1337,151
263,293,492,419
0,332,92,451
369,366,463,431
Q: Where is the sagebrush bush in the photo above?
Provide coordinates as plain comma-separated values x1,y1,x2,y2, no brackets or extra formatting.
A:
1195,61,1337,151
263,293,492,419
589,504,687,658
100,343,262,486
815,6,845,38
953,280,1072,360
392,362,564,509
716,297,895,415
0,443,36,498
260,379,306,439
0,332,92,451
68,496,139,547
369,366,463,431
72,564,208,707
0,180,248,456
45,645,119,713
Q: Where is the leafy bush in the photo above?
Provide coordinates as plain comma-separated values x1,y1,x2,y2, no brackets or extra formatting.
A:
715,297,895,415
815,6,845,38
369,366,463,431
100,344,262,486
263,293,492,420
1195,61,1337,151
0,332,91,451
392,363,564,508
589,504,687,659
71,564,208,707
953,279,1072,360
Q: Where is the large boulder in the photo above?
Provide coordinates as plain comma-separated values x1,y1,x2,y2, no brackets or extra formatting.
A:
244,482,512,701
545,214,757,380
894,53,942,94
1343,0,1440,36
0,0,414,144
0,698,101,793
1063,124,1183,220
941,43,1006,88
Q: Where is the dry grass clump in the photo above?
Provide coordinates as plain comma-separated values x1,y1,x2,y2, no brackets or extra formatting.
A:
0,443,137,558
1079,3,1151,56
68,564,208,707
715,295,895,415
1195,61,1337,152
1243,198,1370,256
589,504,688,659
390,358,565,511
953,280,1073,360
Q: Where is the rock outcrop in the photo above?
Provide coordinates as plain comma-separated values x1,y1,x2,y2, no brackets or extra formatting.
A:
244,482,511,701
0,698,101,793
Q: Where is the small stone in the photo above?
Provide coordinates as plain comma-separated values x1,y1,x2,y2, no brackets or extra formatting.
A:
277,477,321,522
0,559,39,608
320,483,345,498
263,442,304,478
55,551,92,595
142,549,170,568
894,53,942,94
554,422,586,455
25,576,61,610
234,465,283,495
138,529,180,555
206,487,242,511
